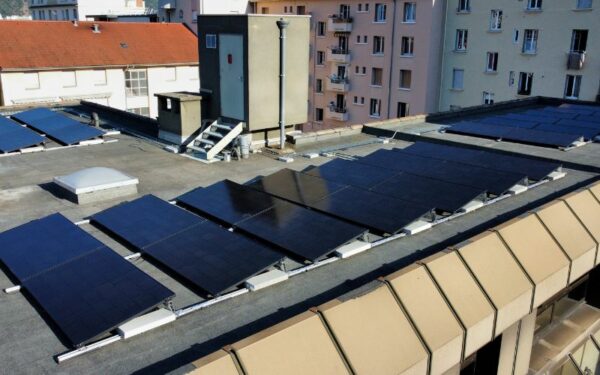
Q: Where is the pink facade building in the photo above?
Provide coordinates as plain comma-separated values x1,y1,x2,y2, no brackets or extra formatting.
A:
253,0,445,130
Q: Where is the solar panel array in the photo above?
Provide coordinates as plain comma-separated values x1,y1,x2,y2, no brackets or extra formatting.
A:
445,104,600,148
0,213,174,347
0,116,45,153
11,108,104,146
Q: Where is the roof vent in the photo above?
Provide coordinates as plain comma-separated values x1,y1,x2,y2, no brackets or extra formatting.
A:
53,167,139,204
120,42,128,49
92,23,101,33
72,20,78,27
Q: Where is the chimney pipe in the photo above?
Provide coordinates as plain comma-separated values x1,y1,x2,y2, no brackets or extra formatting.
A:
276,18,289,150
72,20,78,27
92,23,100,33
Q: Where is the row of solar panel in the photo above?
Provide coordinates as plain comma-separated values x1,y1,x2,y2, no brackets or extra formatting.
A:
0,142,561,348
446,105,600,148
0,108,104,153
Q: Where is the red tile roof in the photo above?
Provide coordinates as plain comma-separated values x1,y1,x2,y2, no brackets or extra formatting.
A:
0,21,198,71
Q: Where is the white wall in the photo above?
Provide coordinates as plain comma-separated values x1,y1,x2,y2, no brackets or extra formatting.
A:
0,65,199,118
30,0,146,20
158,0,250,34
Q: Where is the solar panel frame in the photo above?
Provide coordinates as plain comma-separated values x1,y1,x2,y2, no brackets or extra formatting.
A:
503,127,581,148
12,109,104,145
446,121,512,140
534,123,598,140
0,116,45,153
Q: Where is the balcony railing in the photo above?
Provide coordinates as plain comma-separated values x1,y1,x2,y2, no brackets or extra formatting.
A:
567,51,586,70
328,15,353,33
329,14,353,23
327,77,350,92
327,48,351,63
326,106,349,121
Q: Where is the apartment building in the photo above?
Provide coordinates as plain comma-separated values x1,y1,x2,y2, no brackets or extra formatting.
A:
158,0,252,34
440,0,600,111
29,0,146,21
0,21,199,118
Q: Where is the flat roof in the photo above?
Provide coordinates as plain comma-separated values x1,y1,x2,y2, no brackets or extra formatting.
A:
0,99,599,374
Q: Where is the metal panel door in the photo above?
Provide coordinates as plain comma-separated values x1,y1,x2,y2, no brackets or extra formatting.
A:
219,34,245,120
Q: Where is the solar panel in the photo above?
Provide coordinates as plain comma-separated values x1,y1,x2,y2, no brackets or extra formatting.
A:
144,221,283,296
178,180,278,225
446,121,512,140
537,108,579,119
22,248,173,347
236,200,366,261
0,116,45,153
503,113,558,124
303,158,395,189
249,168,348,205
402,142,560,181
576,115,600,124
92,195,205,250
310,186,434,234
534,124,598,140
12,108,104,145
358,150,525,196
559,103,600,112
556,119,600,130
0,213,174,347
370,172,486,213
544,106,596,116
480,116,538,129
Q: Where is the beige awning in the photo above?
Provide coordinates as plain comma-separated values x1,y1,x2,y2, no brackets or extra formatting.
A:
562,189,600,266
231,311,350,375
319,284,429,375
190,350,241,375
386,264,464,375
495,214,570,308
455,231,533,336
534,201,597,283
421,251,495,358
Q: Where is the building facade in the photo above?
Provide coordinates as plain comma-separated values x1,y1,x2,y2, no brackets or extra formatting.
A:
158,0,252,34
29,0,146,21
253,0,446,130
0,21,199,118
440,0,600,111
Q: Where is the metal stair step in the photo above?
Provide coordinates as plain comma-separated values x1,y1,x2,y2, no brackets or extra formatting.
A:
204,131,224,139
212,123,234,131
198,138,215,146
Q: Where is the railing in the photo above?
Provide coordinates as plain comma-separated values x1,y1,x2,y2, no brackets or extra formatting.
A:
330,47,350,55
567,51,586,70
329,14,353,23
330,76,349,84
329,106,347,113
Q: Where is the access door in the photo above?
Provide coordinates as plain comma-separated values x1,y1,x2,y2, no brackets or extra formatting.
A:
219,34,245,120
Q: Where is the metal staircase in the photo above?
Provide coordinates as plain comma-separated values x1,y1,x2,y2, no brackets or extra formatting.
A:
186,119,244,160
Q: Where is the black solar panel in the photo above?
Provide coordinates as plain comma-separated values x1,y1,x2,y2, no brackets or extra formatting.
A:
178,180,277,225
576,115,600,124
480,116,538,129
236,200,366,261
504,113,558,124
304,158,395,189
535,124,598,140
358,150,526,195
248,168,347,205
370,172,485,213
401,142,560,181
537,108,579,119
144,221,282,296
446,121,511,139
0,116,45,153
557,118,600,130
559,104,600,112
544,106,596,116
12,108,104,145
0,213,174,347
92,195,205,250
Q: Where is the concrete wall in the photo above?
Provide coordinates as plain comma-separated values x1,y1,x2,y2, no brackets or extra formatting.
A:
439,0,600,111
30,0,146,20
0,65,199,118
158,0,251,34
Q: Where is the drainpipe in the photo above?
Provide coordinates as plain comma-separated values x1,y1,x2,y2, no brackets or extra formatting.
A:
277,18,289,150
386,0,397,119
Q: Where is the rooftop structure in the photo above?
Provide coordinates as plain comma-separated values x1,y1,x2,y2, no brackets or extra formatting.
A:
158,0,252,34
0,98,600,373
29,0,147,21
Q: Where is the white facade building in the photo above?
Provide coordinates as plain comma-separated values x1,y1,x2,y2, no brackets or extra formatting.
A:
30,0,147,21
158,0,251,34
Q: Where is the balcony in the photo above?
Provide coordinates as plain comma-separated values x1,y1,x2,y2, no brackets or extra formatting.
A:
567,51,586,70
326,77,350,92
327,48,351,63
327,15,353,33
326,106,349,121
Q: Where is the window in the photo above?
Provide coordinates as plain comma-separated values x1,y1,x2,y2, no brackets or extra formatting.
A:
397,102,409,117
165,67,177,81
72,9,77,19
297,6,305,15
317,22,326,36
353,96,359,104
522,29,538,54
374,3,387,22
490,10,502,31
355,66,360,74
370,98,382,117
339,4,350,19
127,107,150,117
317,51,325,65
571,30,588,52
125,69,148,97
576,0,593,9
290,6,294,13
455,29,468,51
483,92,495,105
179,9,184,18
486,52,499,72
365,3,370,11
401,36,414,56
315,108,324,121
371,68,383,86
513,29,520,44
316,79,323,93
283,6,287,13
261,7,269,14
527,0,542,10
356,35,361,43
452,69,464,90
62,71,77,87
361,97,365,104
399,69,412,89
403,2,416,22
206,34,217,49
363,35,368,43
192,11,198,23
565,75,582,99
362,67,367,75
509,71,515,86
358,3,362,11
458,0,470,12
23,72,40,90
92,70,107,86
373,36,385,54
518,72,534,95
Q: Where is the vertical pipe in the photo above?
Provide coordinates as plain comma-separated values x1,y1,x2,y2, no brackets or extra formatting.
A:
277,18,289,150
